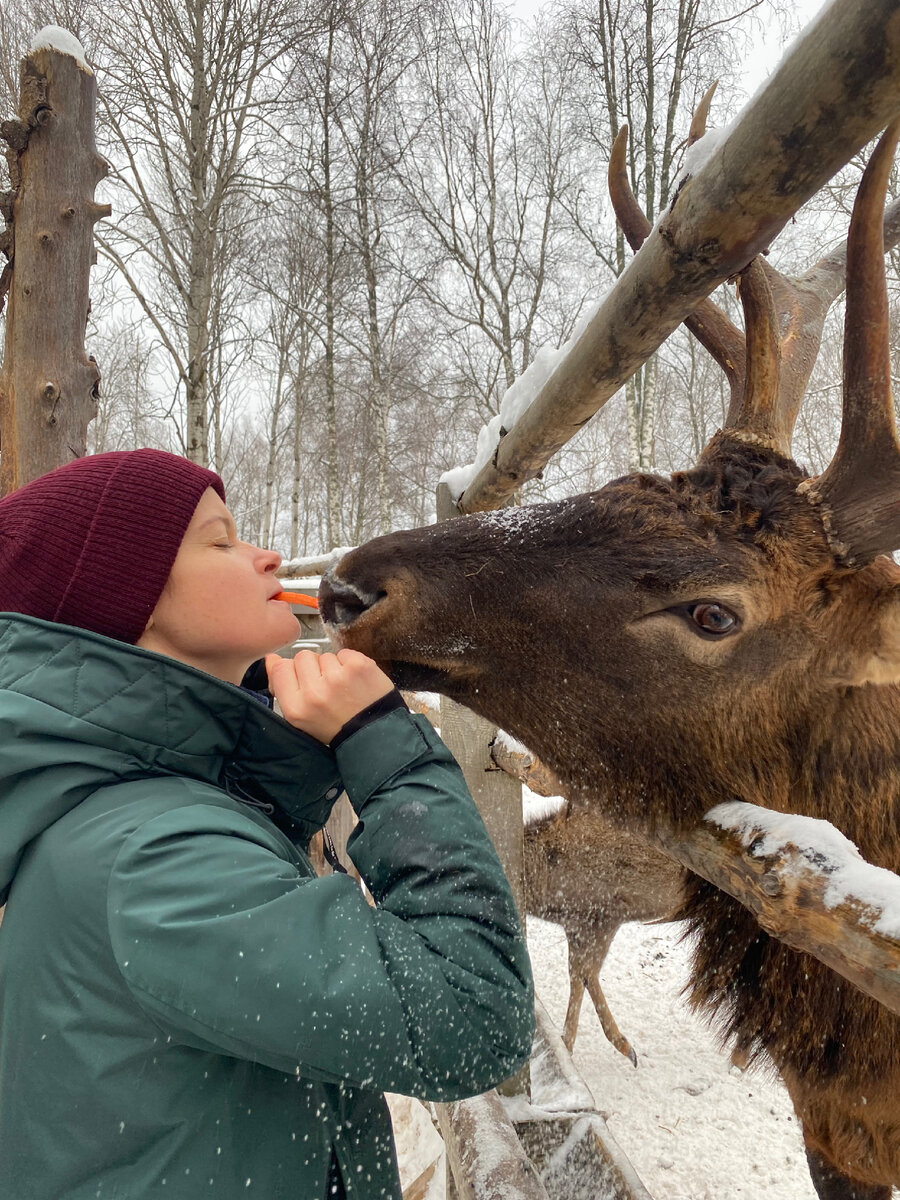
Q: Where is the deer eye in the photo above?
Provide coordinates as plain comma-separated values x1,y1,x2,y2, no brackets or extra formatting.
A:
687,602,739,636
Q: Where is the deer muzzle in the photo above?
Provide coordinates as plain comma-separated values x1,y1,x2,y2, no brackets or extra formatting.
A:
318,572,384,630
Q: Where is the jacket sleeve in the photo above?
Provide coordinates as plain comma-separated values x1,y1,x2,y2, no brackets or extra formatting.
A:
106,710,534,1101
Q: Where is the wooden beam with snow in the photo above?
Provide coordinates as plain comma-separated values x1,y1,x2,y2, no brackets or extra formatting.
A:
434,1091,550,1200
659,802,900,1017
0,29,109,494
488,748,900,1013
276,547,353,578
456,0,900,515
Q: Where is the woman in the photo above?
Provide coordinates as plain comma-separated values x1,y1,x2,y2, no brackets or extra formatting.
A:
0,448,533,1199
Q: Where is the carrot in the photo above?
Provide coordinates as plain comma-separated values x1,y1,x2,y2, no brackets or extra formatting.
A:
274,591,320,610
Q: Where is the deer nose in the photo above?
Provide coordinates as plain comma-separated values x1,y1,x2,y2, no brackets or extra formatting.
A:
319,573,384,627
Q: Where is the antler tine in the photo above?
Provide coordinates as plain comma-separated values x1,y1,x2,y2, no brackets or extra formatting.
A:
805,118,900,565
722,258,790,455
608,125,652,251
607,121,745,397
688,81,718,147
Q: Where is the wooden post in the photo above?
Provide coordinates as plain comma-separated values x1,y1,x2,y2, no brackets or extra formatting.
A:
0,30,109,494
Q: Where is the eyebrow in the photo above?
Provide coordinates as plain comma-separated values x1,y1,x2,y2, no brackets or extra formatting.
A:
198,516,234,533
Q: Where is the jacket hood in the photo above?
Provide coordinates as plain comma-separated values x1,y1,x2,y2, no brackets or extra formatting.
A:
0,615,342,900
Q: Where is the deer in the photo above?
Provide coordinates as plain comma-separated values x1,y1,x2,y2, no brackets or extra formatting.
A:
523,802,685,1062
318,118,900,1200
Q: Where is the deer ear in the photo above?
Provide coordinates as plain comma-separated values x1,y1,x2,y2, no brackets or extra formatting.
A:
834,566,900,687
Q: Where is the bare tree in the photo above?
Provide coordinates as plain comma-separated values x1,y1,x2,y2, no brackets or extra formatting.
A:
398,0,582,426
332,0,424,534
558,0,780,469
88,0,301,467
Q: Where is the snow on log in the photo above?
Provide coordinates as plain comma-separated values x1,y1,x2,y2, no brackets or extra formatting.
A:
487,744,900,1012
0,27,109,492
660,801,900,1016
447,0,900,514
28,26,92,72
276,547,354,578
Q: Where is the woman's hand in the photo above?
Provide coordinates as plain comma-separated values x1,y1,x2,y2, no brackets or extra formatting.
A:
265,648,394,744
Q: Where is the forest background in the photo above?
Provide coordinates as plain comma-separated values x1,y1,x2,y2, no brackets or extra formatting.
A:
0,0,885,559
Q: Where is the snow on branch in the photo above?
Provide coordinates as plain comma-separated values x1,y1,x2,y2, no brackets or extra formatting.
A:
276,547,354,579
706,801,900,939
487,740,900,1012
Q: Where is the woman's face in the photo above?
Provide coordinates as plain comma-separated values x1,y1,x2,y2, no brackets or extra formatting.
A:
137,488,300,683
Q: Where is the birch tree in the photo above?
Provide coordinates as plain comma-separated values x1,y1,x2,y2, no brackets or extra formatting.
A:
399,0,582,424
331,0,426,534
88,0,301,467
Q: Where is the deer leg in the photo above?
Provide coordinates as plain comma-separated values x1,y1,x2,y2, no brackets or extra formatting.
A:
584,971,638,1067
565,925,638,1067
562,971,585,1051
804,1149,891,1200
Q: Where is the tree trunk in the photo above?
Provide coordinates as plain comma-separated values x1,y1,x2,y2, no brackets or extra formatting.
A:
0,39,108,494
262,363,283,549
321,23,340,549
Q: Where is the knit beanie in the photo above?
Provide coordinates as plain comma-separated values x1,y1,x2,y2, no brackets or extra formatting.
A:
0,449,225,644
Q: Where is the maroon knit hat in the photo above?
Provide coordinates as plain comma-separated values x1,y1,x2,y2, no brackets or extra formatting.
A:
0,449,224,643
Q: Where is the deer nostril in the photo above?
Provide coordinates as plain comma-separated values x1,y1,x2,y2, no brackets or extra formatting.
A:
318,574,384,628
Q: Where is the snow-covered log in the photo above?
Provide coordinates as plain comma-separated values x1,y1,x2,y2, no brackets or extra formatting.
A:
451,0,900,515
661,802,900,1016
435,997,654,1200
276,547,354,578
0,27,109,493
434,1091,549,1200
487,749,900,1015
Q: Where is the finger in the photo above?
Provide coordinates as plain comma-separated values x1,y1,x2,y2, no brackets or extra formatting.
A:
335,648,370,668
292,649,326,687
265,653,291,690
318,652,351,683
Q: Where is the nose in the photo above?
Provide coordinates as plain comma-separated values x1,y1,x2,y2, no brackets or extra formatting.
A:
253,545,281,573
319,572,384,627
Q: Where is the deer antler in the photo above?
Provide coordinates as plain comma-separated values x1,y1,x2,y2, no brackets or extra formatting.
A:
608,121,746,405
802,119,900,565
727,258,789,454
608,95,900,461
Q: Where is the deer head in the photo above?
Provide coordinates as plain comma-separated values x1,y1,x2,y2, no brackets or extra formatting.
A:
321,122,900,849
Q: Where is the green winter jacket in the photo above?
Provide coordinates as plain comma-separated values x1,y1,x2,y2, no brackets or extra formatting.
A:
0,614,533,1199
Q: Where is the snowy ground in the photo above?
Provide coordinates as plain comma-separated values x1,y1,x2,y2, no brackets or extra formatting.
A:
529,917,816,1200
395,916,899,1199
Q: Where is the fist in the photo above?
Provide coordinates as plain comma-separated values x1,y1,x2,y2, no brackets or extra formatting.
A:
265,648,394,744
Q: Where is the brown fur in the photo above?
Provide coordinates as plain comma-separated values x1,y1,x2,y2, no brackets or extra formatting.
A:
524,805,684,1059
322,435,900,1194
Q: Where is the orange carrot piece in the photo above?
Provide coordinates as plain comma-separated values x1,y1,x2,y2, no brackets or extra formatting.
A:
274,591,319,610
